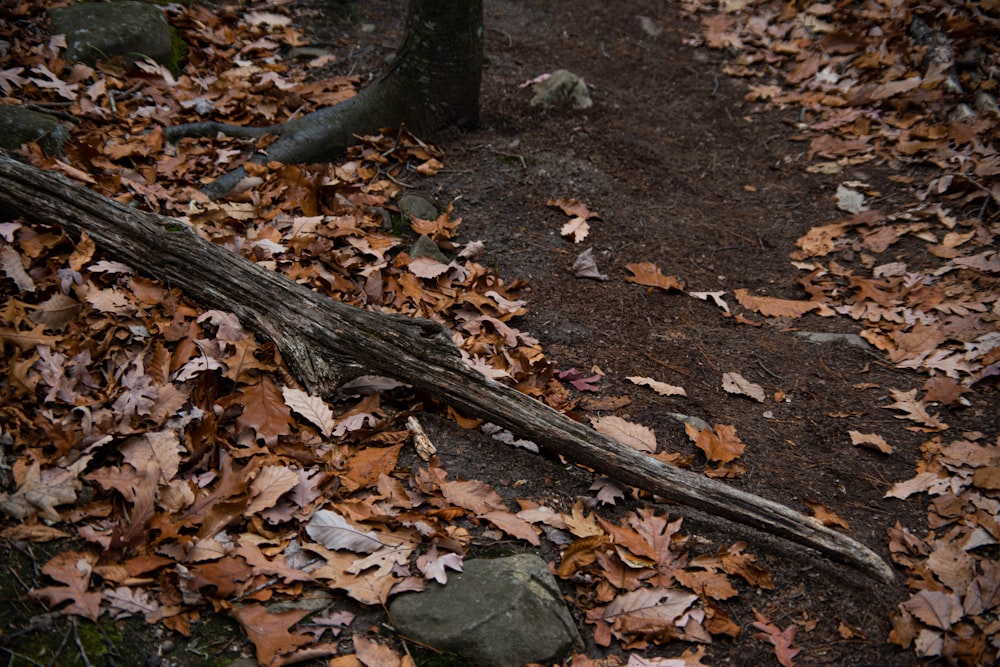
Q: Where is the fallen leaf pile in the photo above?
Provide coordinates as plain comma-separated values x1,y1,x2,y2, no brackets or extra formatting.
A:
678,0,998,388
883,433,1000,664
557,505,773,650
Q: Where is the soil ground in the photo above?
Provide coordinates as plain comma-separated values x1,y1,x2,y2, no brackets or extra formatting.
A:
1,1,996,666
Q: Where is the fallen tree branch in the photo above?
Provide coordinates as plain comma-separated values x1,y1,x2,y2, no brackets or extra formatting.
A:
0,153,895,584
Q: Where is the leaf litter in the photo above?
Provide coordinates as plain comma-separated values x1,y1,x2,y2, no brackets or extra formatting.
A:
0,0,998,665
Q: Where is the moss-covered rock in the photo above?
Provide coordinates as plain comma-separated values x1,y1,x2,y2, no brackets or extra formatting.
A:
0,105,69,155
48,2,184,73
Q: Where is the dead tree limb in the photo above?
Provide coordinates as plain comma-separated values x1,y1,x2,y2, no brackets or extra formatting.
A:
0,154,895,585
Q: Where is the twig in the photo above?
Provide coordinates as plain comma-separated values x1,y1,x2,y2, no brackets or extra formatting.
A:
0,647,45,667
756,359,782,381
48,623,72,667
71,619,93,667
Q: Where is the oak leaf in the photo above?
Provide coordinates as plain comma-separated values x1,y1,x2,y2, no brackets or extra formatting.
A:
232,603,312,667
562,498,603,538
734,289,818,318
684,423,745,464
306,510,385,553
416,543,464,584
626,262,684,292
237,376,294,445
30,551,103,621
591,415,657,453
753,610,801,667
885,388,948,431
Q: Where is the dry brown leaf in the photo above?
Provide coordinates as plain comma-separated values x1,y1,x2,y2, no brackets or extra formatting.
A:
684,423,745,464
281,386,335,437
627,375,687,397
734,288,818,318
625,262,685,292
561,217,590,243
886,388,948,431
803,499,850,530
562,499,604,538
848,430,894,454
591,415,657,453
752,609,801,667
232,603,312,667
721,372,766,402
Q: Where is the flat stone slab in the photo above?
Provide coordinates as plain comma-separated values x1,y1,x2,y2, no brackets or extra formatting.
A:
389,554,582,667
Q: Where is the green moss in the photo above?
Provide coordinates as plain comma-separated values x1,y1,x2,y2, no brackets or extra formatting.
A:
0,541,244,666
167,24,189,76
410,648,474,666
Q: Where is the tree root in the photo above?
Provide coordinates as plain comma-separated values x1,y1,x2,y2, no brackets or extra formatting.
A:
165,0,483,200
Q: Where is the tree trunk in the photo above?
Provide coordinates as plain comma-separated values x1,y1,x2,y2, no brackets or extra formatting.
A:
168,0,483,199
0,154,895,585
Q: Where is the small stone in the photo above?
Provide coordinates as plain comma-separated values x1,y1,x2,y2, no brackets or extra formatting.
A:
398,194,438,221
530,70,593,110
410,234,449,263
389,555,582,667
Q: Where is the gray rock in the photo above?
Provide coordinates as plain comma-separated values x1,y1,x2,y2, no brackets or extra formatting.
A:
49,2,178,70
389,554,582,667
530,70,593,110
410,234,449,263
398,194,438,221
0,106,69,156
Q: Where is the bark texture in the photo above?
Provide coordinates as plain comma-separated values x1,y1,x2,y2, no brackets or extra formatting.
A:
0,154,895,585
167,0,483,199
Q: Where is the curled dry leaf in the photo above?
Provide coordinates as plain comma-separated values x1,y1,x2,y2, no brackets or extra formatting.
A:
628,375,687,397
625,262,684,292
573,247,609,281
848,430,894,454
734,288,818,318
721,372,766,403
803,499,850,530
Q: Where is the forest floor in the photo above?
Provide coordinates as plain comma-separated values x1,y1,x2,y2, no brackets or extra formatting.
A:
1,0,998,666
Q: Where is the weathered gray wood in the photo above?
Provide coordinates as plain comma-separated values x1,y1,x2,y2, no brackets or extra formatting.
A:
0,153,895,584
